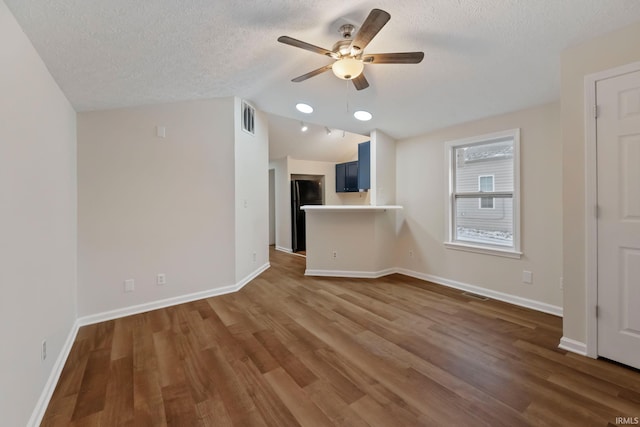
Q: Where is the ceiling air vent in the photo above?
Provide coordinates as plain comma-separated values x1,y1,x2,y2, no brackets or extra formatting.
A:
241,100,255,135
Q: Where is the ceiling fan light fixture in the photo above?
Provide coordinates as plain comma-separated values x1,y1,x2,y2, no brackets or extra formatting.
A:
295,103,313,114
332,58,364,80
338,45,351,56
279,9,423,91
354,110,373,121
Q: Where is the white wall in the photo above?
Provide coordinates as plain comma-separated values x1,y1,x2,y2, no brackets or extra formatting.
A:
370,130,397,206
561,20,640,343
271,157,291,251
78,98,237,317
0,1,77,425
396,103,562,310
269,169,276,245
234,98,269,281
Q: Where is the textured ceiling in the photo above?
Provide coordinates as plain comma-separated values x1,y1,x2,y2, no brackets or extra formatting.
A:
6,0,640,143
268,113,369,163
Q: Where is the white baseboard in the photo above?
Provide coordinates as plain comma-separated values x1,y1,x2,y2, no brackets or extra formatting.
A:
29,262,270,425
275,246,292,253
305,268,395,279
28,261,564,425
559,336,588,356
395,268,563,317
237,263,271,288
78,262,270,326
27,319,80,427
304,266,563,317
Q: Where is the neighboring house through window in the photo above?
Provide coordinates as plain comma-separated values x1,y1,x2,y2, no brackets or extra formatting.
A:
478,175,495,209
445,129,521,258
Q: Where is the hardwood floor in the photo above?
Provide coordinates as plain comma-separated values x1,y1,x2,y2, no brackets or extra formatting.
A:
42,248,640,426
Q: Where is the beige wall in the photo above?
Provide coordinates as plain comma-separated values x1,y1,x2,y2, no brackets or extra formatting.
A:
271,156,369,251
0,1,77,425
396,103,563,310
78,98,237,317
305,210,397,275
269,169,276,245
561,21,640,343
271,157,290,251
371,130,397,206
288,157,369,206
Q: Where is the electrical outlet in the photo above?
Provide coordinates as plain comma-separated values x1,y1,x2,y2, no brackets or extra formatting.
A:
522,271,533,284
156,274,166,286
124,279,135,293
332,251,337,259
253,252,257,262
41,340,47,361
409,250,414,258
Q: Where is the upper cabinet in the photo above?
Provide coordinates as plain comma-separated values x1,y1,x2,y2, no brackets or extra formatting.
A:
335,141,370,193
336,161,359,192
357,141,370,191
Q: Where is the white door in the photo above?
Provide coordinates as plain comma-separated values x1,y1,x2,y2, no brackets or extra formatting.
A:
597,69,640,369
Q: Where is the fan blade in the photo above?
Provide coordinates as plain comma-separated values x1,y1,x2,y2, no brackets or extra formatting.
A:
362,52,425,64
278,36,335,57
292,64,334,82
350,9,391,52
352,73,369,91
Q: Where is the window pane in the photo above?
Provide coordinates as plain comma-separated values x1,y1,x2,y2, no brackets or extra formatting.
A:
480,196,494,209
455,139,513,193
479,175,493,192
455,196,513,247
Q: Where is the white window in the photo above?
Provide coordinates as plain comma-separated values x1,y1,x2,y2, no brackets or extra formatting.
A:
478,175,495,209
445,129,521,258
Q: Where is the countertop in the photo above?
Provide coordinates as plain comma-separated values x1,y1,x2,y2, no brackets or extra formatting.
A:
301,205,402,212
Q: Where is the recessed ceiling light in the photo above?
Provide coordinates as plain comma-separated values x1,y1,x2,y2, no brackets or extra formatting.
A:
354,110,372,121
301,122,309,132
296,103,313,114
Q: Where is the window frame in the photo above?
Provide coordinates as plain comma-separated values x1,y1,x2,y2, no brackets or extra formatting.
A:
444,128,522,259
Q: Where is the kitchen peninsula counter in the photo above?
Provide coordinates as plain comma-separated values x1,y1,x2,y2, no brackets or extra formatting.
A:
301,205,402,278
301,205,402,212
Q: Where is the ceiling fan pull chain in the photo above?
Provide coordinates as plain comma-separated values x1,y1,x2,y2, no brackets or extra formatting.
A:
345,80,350,114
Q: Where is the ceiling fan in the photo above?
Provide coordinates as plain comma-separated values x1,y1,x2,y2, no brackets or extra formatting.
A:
278,8,424,91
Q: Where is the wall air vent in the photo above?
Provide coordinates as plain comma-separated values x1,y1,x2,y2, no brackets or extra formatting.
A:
241,100,255,135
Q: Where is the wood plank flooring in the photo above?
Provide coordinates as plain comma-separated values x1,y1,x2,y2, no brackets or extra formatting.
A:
42,248,640,426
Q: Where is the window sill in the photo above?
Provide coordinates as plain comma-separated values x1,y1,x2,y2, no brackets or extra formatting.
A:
444,242,522,259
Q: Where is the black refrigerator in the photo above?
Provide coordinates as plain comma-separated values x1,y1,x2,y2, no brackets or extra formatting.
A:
291,179,323,252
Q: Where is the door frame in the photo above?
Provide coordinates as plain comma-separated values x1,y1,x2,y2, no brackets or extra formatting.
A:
584,60,640,358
